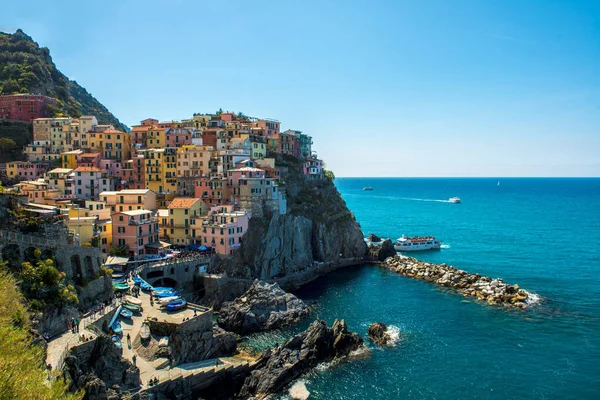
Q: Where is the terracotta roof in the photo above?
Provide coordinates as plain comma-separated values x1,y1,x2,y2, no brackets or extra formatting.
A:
73,166,104,172
102,129,127,134
131,125,152,131
79,153,101,157
168,197,200,209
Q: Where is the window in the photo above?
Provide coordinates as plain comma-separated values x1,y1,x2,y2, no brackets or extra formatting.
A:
119,216,124,221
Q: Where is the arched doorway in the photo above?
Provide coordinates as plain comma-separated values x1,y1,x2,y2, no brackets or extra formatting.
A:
71,254,83,281
150,277,178,289
84,256,94,277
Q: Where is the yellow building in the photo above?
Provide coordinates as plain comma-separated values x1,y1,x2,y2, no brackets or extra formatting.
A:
143,148,177,194
249,134,267,159
61,150,83,169
192,114,210,129
146,127,166,148
101,129,131,162
46,168,73,196
176,145,212,178
162,197,208,245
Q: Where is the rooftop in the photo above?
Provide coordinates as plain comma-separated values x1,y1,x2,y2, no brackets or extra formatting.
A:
118,189,151,195
168,197,200,209
48,168,73,174
73,166,105,172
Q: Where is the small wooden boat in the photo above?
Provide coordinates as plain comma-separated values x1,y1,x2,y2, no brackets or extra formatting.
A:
111,320,122,334
151,287,172,293
158,296,180,306
140,323,151,340
125,296,142,306
123,302,141,312
166,299,187,312
113,283,129,291
120,308,133,318
155,290,178,298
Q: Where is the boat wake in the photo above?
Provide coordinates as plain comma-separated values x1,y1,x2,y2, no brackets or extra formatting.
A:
348,194,453,203
440,244,451,249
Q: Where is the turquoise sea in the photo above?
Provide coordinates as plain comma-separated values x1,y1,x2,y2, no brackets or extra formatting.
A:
244,178,600,400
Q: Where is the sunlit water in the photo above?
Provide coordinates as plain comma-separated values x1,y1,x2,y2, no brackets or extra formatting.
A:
241,178,600,400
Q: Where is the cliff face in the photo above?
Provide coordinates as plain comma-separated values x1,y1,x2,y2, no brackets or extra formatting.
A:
0,29,127,131
220,155,366,284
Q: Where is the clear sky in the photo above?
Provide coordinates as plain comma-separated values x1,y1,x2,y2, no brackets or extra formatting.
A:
3,0,599,177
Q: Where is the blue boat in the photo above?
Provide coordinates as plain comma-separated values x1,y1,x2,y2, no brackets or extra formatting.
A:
120,308,133,318
111,320,122,334
155,290,178,298
166,299,187,312
140,282,153,292
151,287,172,293
133,276,142,285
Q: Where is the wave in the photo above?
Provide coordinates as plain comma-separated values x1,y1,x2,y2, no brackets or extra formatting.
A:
526,293,542,306
440,244,451,249
288,380,310,400
385,325,402,346
348,193,453,203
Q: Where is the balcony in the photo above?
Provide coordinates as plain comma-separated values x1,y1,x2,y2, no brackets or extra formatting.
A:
129,217,157,225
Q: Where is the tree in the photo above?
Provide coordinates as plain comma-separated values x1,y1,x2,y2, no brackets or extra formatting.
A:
216,108,223,115
324,169,336,182
0,137,17,153
109,244,129,257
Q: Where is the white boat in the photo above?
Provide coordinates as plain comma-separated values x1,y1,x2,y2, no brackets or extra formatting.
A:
394,235,441,252
449,197,461,203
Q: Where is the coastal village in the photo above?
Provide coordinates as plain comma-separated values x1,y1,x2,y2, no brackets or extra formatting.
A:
1,93,324,257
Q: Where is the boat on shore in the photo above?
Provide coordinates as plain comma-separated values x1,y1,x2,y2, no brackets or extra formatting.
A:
449,197,461,203
166,299,187,312
120,308,133,318
140,323,151,340
363,187,374,191
113,283,129,291
394,235,441,252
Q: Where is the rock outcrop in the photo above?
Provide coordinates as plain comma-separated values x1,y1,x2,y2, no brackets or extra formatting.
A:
238,319,363,398
219,155,367,286
368,322,391,346
218,280,309,334
63,336,140,400
368,238,396,262
367,233,381,243
383,256,539,308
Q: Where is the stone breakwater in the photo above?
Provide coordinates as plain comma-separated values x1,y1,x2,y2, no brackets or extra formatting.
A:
383,256,539,308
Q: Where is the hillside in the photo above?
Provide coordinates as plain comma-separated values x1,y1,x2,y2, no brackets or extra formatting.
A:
0,29,126,131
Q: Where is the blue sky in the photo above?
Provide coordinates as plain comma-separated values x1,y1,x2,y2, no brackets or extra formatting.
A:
3,0,599,177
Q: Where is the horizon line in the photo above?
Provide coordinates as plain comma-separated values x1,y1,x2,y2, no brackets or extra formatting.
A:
335,176,600,179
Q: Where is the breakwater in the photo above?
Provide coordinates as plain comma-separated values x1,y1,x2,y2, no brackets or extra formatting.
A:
382,256,539,308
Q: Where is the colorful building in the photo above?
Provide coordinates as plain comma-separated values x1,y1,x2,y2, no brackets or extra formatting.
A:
194,176,231,206
33,117,72,143
304,157,324,180
6,161,47,180
0,94,57,122
161,197,208,245
46,168,74,196
191,205,250,255
111,210,160,257
143,148,177,194
165,128,193,148
99,188,158,213
61,149,84,169
71,166,114,200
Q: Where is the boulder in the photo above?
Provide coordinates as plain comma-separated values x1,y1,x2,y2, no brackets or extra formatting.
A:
368,233,381,243
218,280,309,334
238,319,363,398
368,322,391,346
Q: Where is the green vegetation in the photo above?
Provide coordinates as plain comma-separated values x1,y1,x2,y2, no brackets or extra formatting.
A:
324,169,335,182
0,265,82,400
0,119,31,163
0,29,127,131
17,257,78,312
109,244,129,257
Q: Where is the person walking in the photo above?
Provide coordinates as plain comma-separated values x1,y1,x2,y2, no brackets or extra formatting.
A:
132,354,137,366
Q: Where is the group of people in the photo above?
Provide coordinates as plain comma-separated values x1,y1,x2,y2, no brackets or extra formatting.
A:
69,317,80,333
148,377,160,386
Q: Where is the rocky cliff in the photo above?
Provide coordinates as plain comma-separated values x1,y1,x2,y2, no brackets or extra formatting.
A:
218,280,309,334
63,336,140,400
238,319,363,398
220,155,366,285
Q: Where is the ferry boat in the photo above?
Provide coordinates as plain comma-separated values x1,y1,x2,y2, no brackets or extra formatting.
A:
394,235,441,252
448,197,461,203
363,187,374,191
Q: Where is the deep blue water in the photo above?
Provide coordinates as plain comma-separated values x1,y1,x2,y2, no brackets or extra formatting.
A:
244,178,600,400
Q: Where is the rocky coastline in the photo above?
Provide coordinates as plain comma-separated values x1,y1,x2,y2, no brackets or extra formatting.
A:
238,319,363,398
218,280,309,334
382,255,538,308
368,322,392,346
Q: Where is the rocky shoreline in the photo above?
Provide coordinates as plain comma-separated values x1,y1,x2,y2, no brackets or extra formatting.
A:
383,255,539,308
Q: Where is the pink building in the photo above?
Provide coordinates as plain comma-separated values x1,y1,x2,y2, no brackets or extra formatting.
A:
112,210,160,257
6,161,47,180
76,153,102,168
192,205,250,255
99,159,123,177
165,128,193,148
303,157,324,180
227,166,265,187
0,94,56,122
